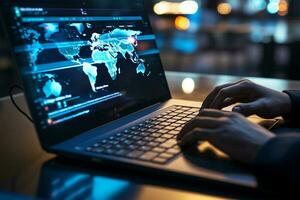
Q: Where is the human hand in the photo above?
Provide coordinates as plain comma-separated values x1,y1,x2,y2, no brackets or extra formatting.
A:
177,109,275,163
201,79,291,119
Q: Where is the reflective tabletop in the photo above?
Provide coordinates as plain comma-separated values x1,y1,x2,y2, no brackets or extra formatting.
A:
1,71,300,199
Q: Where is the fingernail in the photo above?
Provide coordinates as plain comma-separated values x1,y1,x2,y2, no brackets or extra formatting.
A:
233,106,241,113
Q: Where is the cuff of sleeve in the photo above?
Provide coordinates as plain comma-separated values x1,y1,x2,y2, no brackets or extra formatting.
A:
254,134,300,186
255,134,300,166
283,90,300,124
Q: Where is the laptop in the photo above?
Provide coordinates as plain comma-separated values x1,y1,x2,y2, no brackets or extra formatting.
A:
0,0,257,188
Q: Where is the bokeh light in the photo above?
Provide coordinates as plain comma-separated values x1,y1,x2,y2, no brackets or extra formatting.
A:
153,0,199,15
181,78,195,94
217,3,232,15
179,0,199,15
278,0,289,16
175,16,190,30
267,1,279,14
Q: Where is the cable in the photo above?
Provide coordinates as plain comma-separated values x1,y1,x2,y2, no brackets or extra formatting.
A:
9,84,34,123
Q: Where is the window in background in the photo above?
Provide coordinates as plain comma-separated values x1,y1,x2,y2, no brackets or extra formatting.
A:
147,0,300,80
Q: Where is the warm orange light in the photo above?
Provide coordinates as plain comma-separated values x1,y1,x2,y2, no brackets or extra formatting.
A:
217,3,232,15
174,16,190,31
279,1,288,11
278,0,288,16
153,0,199,15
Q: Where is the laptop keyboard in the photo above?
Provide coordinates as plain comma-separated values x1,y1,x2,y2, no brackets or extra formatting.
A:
84,105,199,164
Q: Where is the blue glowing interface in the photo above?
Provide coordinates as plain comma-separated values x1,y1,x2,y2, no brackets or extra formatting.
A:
8,1,169,136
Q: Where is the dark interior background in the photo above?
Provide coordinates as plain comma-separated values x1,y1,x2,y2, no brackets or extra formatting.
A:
1,0,300,97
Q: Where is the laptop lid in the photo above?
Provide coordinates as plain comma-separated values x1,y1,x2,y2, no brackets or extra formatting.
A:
0,0,171,148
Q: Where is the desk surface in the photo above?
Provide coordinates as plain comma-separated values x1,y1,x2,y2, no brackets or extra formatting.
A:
1,71,300,199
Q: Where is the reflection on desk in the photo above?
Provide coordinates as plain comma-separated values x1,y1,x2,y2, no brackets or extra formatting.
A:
37,158,258,200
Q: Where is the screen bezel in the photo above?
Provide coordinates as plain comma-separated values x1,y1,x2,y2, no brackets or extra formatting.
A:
0,0,171,149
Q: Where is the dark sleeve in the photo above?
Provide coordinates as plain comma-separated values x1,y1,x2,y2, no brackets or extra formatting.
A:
283,90,300,125
254,134,300,193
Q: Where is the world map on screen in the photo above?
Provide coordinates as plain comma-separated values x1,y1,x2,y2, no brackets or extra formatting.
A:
19,23,148,97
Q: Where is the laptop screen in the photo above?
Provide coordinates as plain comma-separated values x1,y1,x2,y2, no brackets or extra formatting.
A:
1,0,170,146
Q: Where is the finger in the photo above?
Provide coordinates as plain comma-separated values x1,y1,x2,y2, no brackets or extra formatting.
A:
233,99,265,116
198,109,230,118
179,128,216,146
178,116,223,141
210,82,249,109
221,97,241,108
201,80,244,110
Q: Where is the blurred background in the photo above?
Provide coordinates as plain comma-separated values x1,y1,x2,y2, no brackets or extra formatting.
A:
1,0,300,97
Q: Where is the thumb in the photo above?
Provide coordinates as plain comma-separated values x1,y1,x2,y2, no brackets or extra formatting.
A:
233,100,264,116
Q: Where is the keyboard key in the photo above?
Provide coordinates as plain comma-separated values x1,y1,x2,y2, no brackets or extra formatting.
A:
164,126,174,130
147,128,157,133
152,133,162,137
154,137,167,143
123,129,130,134
160,139,177,148
116,143,126,148
178,114,187,117
160,143,174,149
127,150,144,158
95,148,105,153
169,130,180,135
144,136,154,141
104,149,116,154
100,139,108,144
182,107,191,111
140,132,150,136
166,119,176,123
147,142,159,147
153,157,168,164
152,147,166,153
93,143,101,147
161,134,173,139
115,149,130,156
102,144,112,148
158,129,168,134
130,131,140,135
167,148,180,155
140,152,158,161
161,122,170,126
140,146,151,151
109,140,119,145
132,136,142,140
137,140,147,146
152,121,160,125
159,153,174,159
123,140,133,145
85,147,93,152
128,145,138,150
166,139,177,144
173,116,182,120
